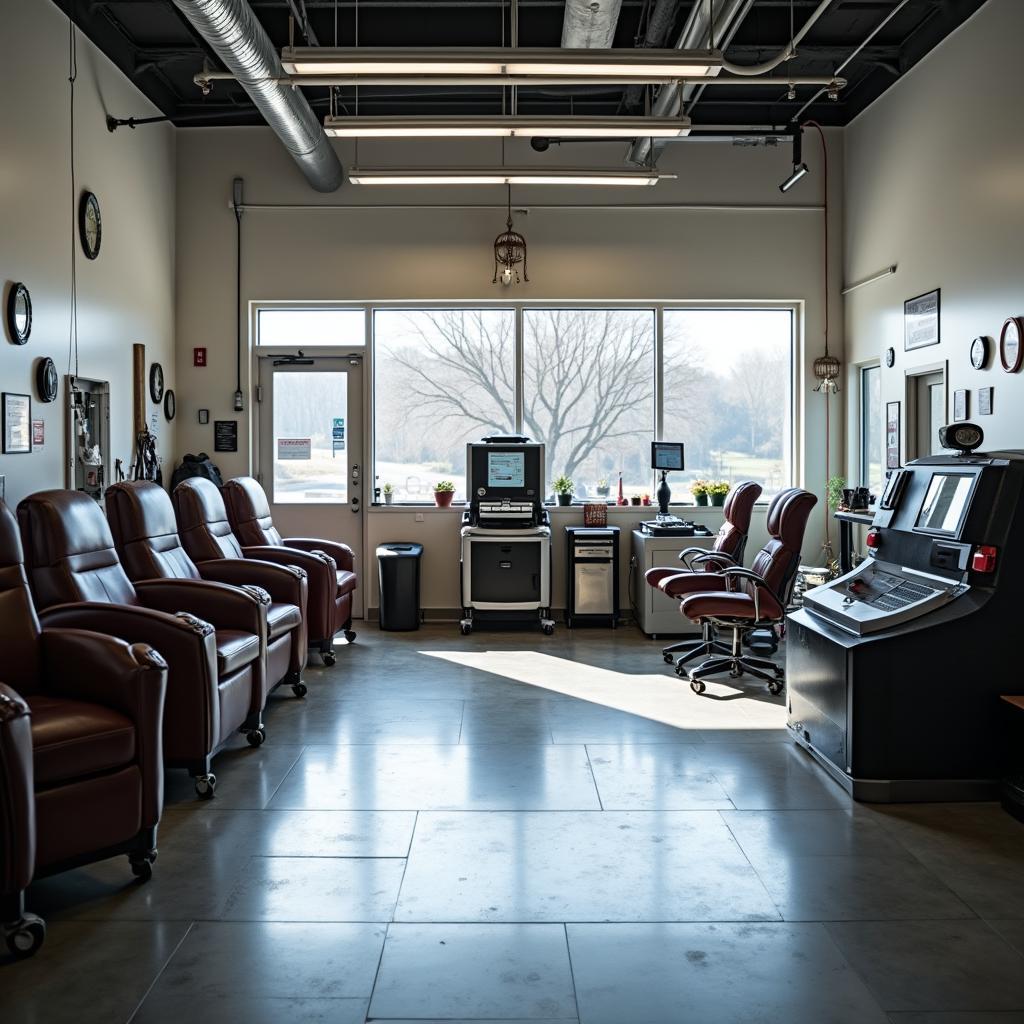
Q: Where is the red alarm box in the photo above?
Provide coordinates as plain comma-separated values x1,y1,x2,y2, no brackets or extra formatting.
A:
193,347,207,367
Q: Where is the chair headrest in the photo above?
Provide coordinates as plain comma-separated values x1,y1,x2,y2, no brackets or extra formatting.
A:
17,489,117,567
769,488,818,546
222,476,272,522
106,481,178,544
722,481,762,532
0,501,24,570
765,487,799,537
173,476,230,528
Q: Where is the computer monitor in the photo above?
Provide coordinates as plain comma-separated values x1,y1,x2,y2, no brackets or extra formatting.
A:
467,441,544,500
651,442,685,472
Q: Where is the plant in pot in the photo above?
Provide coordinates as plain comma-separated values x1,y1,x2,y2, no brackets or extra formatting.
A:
827,475,847,512
690,479,710,507
595,477,610,498
382,482,394,505
630,494,642,506
708,481,731,507
553,474,574,506
641,493,651,507
433,480,456,508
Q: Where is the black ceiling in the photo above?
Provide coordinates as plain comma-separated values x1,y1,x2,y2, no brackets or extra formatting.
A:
57,0,988,130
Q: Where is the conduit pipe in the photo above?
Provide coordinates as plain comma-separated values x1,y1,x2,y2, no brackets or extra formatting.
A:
719,0,836,75
172,0,343,192
561,0,624,48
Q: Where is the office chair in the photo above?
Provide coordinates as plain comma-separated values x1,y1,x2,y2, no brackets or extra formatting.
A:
644,480,762,669
680,488,817,696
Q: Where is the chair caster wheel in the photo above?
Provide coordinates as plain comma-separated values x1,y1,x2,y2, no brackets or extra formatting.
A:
4,914,46,958
663,653,675,664
767,680,784,696
674,663,687,678
292,682,308,698
460,623,472,636
246,727,267,748
690,679,706,694
730,667,743,679
542,624,555,636
322,651,337,667
194,773,217,799
130,853,156,881
344,630,357,643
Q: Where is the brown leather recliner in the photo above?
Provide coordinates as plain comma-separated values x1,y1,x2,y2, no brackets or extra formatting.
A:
176,476,353,666
17,490,264,799
0,501,167,958
106,481,308,702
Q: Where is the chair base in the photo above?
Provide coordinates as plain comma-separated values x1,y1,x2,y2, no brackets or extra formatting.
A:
688,652,785,696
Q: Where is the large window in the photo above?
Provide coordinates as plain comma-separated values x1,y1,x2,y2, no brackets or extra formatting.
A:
663,308,793,500
523,309,655,498
258,307,364,347
373,309,515,501
860,364,883,493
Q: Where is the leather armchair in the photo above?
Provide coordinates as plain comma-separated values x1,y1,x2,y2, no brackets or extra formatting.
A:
174,477,336,668
222,476,357,665
0,502,167,959
680,488,817,696
107,481,308,701
17,490,264,798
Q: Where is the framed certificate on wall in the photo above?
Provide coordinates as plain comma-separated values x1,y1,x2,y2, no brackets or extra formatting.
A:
2,392,31,454
885,401,901,470
904,289,941,351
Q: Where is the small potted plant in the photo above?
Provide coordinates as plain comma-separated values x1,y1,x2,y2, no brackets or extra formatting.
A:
828,475,847,512
382,482,394,505
708,481,731,507
595,477,610,498
641,493,651,507
691,479,710,507
433,480,456,508
630,494,642,506
553,474,574,506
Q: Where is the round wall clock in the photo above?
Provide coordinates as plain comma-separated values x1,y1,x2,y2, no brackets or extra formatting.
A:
1000,317,1023,373
884,347,895,368
970,336,990,370
149,362,164,403
7,283,32,344
78,191,102,260
36,357,58,403
164,389,176,421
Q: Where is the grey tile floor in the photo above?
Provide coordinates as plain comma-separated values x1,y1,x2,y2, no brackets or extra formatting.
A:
4,623,1024,1023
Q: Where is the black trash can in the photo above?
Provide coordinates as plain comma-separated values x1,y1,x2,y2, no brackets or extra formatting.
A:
377,543,423,631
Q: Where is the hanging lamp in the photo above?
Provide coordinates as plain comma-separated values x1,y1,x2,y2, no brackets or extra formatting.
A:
493,185,528,286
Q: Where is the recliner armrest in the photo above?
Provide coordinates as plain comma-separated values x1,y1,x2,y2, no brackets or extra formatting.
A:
196,558,308,613
39,630,168,828
0,684,35,899
688,550,738,571
241,545,336,578
284,537,355,575
134,578,268,640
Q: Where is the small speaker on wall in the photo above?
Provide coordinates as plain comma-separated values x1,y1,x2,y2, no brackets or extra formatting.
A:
198,409,210,425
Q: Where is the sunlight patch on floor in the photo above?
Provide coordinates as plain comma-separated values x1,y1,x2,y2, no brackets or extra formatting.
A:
420,649,786,732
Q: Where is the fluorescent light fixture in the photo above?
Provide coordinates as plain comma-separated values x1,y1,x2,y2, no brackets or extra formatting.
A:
324,115,691,139
347,167,675,186
282,47,722,82
779,163,809,192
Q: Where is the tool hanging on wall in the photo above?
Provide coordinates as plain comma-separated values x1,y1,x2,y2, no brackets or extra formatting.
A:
130,429,161,484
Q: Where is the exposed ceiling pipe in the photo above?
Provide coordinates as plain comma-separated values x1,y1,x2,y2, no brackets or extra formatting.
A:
628,0,751,165
623,0,683,110
171,0,343,192
561,0,625,48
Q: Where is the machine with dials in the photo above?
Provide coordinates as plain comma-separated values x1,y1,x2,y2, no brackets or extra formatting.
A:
787,423,1024,801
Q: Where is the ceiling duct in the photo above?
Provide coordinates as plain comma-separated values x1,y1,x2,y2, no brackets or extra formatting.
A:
172,0,343,192
624,0,683,111
562,0,624,50
628,0,752,165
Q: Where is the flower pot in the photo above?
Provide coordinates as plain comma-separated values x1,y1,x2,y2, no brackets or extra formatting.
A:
434,490,454,508
630,496,641,506
556,493,572,506
596,487,609,498
710,493,726,507
384,493,394,505
694,493,709,507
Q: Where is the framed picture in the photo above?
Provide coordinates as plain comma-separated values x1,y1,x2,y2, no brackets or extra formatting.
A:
953,389,968,421
214,420,238,453
885,401,901,470
979,386,993,415
2,392,32,454
904,289,941,351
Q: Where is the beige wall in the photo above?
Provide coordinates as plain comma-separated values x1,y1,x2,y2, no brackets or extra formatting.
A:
0,0,176,508
176,128,844,612
844,0,1024,476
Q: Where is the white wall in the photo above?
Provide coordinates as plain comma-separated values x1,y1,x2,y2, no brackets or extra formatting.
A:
175,128,844,612
0,0,177,509
844,0,1024,474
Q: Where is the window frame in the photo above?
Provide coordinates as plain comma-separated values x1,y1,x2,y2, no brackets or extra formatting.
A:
859,362,882,491
250,299,801,507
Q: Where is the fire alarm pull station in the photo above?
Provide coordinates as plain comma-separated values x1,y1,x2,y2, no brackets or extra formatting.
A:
193,347,207,367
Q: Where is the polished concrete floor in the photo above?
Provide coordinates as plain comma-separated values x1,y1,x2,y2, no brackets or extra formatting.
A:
4,623,1024,1023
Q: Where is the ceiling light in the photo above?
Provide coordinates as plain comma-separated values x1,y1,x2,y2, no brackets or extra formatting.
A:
282,47,722,83
324,116,691,139
779,128,809,193
347,167,674,186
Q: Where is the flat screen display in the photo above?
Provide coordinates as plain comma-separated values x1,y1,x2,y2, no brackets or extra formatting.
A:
651,442,685,471
915,473,974,534
488,451,525,489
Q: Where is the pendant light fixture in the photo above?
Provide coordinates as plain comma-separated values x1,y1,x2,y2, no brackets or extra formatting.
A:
493,185,527,287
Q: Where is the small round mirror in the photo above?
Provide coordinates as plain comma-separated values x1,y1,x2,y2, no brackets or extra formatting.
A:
7,283,31,345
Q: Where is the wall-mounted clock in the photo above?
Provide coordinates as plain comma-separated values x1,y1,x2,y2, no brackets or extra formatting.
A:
164,389,176,421
1000,317,1023,374
149,362,164,403
36,357,59,403
78,192,102,260
970,336,990,370
884,347,895,368
7,283,32,345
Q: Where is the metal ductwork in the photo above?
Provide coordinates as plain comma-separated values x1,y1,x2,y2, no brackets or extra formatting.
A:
172,0,343,192
623,0,683,111
628,0,753,165
561,0,624,49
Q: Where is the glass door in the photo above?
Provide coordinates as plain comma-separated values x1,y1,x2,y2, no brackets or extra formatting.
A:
257,355,363,615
